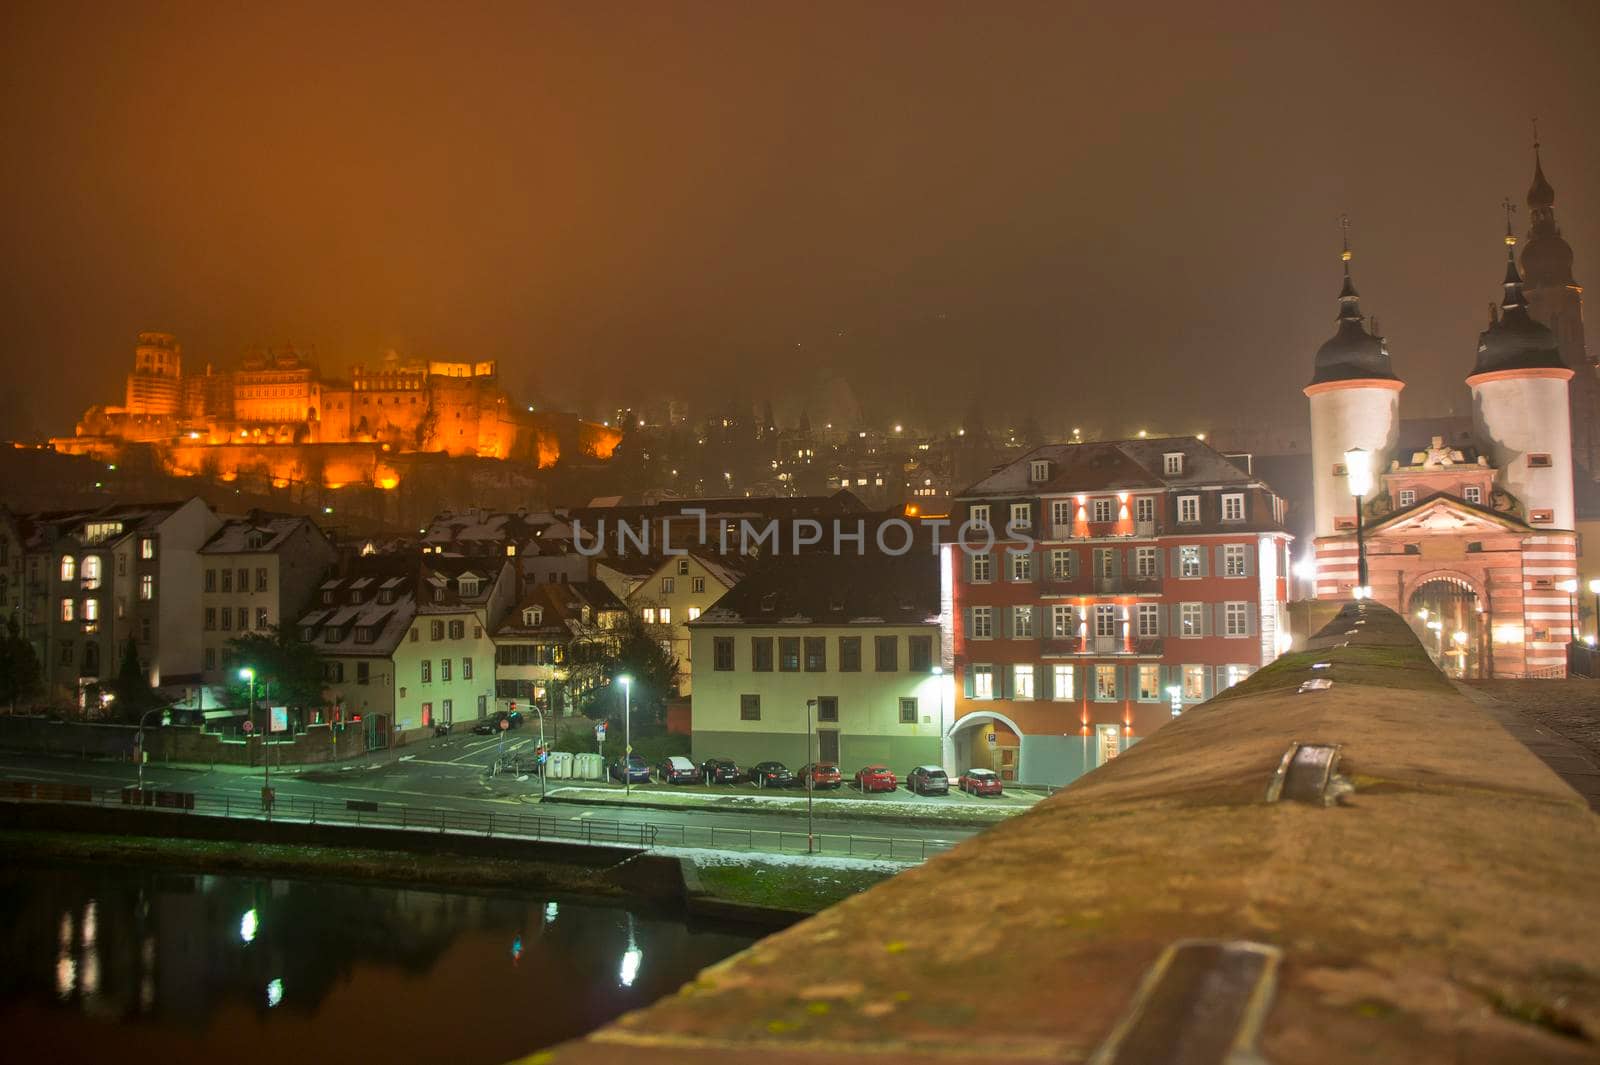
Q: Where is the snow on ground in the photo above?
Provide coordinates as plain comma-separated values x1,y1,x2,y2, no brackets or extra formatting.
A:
657,846,911,872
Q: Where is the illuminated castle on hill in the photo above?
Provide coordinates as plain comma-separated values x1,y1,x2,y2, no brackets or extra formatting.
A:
54,335,621,490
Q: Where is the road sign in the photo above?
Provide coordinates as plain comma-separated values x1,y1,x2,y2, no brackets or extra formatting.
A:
986,731,998,749
242,719,254,735
269,706,288,733
498,717,510,731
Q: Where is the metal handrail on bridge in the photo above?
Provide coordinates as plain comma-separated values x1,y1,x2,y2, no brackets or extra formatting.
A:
0,780,951,862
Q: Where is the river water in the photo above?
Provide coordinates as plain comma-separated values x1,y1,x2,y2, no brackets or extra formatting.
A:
0,861,756,1064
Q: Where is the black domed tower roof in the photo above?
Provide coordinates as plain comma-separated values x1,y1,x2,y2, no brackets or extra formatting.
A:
1474,221,1566,376
1520,143,1576,287
1309,230,1399,387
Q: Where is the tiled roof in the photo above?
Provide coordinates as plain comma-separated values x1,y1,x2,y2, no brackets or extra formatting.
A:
957,437,1259,498
200,516,318,555
693,551,940,627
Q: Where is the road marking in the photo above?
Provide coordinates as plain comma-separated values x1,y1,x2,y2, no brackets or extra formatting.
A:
405,759,481,768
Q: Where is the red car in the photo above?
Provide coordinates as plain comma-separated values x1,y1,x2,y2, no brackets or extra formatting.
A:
797,762,842,790
854,764,898,793
959,768,1003,797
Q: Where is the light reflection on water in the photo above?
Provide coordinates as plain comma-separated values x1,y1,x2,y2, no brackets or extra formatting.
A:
1,862,756,1065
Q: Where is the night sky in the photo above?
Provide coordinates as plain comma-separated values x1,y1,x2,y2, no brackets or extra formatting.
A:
1,1,1596,438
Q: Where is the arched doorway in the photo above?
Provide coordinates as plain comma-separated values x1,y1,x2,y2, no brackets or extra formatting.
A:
1407,576,1482,678
947,711,1024,782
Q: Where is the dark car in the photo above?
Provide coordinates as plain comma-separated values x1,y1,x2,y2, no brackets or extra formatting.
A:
700,758,742,785
906,765,950,796
796,762,843,790
855,764,898,793
657,756,699,784
749,761,795,788
472,718,496,735
959,767,1004,796
609,754,651,784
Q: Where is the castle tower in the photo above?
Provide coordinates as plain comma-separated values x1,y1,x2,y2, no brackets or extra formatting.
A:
123,331,183,416
1518,139,1596,477
1304,227,1404,544
1469,216,1574,530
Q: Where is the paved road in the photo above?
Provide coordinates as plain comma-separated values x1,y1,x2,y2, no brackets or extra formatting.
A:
1457,681,1600,810
0,740,979,859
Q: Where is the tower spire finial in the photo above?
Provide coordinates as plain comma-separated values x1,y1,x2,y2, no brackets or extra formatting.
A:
1339,213,1353,272
1502,197,1518,248
1532,116,1540,154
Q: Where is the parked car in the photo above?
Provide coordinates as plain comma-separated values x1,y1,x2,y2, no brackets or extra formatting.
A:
749,761,795,788
906,765,951,796
958,767,1004,796
700,758,742,785
609,754,651,784
657,755,699,784
796,762,843,790
855,764,898,793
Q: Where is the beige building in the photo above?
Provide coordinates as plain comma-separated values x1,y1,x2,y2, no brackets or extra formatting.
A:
610,552,744,696
391,558,515,733
299,569,415,743
200,516,336,680
690,553,946,772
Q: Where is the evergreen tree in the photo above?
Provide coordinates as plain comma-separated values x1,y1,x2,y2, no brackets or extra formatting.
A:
0,613,41,713
111,634,159,722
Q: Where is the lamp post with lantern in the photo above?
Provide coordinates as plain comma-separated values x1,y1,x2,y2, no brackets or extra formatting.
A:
1343,447,1372,597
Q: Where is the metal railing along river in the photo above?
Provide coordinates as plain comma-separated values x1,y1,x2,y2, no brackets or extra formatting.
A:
0,780,954,862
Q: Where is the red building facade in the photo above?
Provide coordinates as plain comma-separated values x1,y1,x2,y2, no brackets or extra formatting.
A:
945,437,1291,786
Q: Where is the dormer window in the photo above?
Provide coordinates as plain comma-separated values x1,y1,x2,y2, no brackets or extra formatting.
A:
434,588,445,603
1029,459,1051,483
523,606,543,626
458,578,480,597
322,589,335,604
301,625,317,642
760,592,777,612
677,559,690,575
969,504,991,528
349,590,363,604
1164,453,1184,476
246,531,267,550
379,588,395,604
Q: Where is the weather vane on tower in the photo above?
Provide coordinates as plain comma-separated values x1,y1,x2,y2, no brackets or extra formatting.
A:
1501,197,1517,246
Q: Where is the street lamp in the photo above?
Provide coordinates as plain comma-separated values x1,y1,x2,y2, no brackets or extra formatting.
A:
1344,447,1372,597
1166,684,1182,717
617,674,633,798
1559,578,1579,643
240,667,270,814
805,698,817,854
135,706,169,793
1590,578,1600,643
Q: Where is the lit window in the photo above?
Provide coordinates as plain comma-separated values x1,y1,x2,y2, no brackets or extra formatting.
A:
687,606,701,621
60,556,76,582
1013,664,1035,700
641,607,656,623
61,598,75,622
83,598,98,621
972,665,994,699
1011,605,1034,637
1181,602,1203,636
659,607,671,625
1225,664,1254,688
1138,664,1161,700
1182,664,1207,701
1094,664,1117,700
1052,664,1075,700
139,574,154,600
140,538,155,560
1179,545,1202,578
